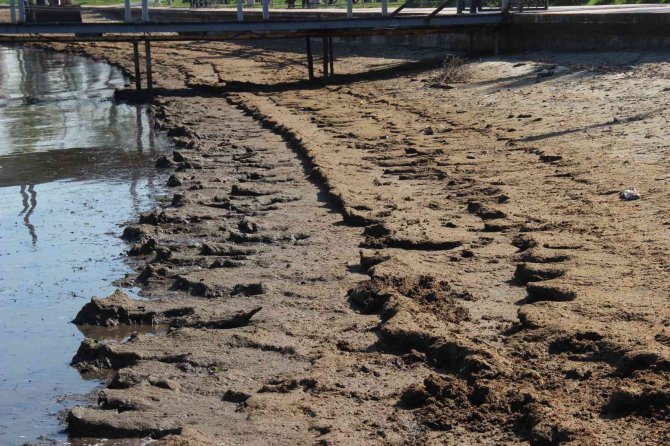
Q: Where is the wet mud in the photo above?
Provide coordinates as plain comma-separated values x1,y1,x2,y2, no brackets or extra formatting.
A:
33,38,670,445
0,45,172,445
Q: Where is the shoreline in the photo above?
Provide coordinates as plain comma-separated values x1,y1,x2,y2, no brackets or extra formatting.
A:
27,40,670,444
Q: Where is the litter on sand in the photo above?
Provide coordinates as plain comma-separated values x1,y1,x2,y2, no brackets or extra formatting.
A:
620,187,641,201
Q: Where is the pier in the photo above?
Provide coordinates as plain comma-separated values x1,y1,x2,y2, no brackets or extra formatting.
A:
3,3,670,87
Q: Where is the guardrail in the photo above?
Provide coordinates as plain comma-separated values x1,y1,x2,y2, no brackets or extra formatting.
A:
1,0,546,25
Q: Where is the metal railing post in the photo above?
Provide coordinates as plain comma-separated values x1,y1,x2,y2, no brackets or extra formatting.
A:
262,0,269,20
381,0,388,16
346,0,353,18
9,0,17,23
18,0,26,23
236,0,244,21
141,0,149,22
124,0,131,22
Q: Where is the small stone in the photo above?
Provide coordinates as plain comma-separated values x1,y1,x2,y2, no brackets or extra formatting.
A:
171,193,189,207
166,174,182,187
155,155,173,168
173,150,186,162
238,217,260,234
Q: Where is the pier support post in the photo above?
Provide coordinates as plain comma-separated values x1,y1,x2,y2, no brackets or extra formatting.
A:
124,0,131,22
381,0,388,16
262,0,269,20
236,0,244,21
18,0,25,23
141,0,149,22
493,30,500,56
346,0,353,18
322,37,329,81
133,41,142,91
9,0,16,23
306,37,314,82
145,41,153,93
328,37,334,75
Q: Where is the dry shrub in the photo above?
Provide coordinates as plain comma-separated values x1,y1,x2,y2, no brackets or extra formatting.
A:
430,56,470,87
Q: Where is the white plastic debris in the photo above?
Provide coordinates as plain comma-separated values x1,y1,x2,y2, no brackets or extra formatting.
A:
620,187,641,201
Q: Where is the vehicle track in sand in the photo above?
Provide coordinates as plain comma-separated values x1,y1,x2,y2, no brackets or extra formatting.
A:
40,39,670,445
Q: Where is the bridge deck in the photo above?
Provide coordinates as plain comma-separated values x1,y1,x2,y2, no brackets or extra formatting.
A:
0,12,503,43
2,4,670,43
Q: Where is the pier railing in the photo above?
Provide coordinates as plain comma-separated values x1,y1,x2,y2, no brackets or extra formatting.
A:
0,0,542,26
0,0,507,86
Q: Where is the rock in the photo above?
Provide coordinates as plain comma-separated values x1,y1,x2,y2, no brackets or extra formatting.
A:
173,150,186,162
121,225,147,242
222,390,251,403
167,125,189,137
139,210,169,226
166,175,182,187
231,283,267,296
155,156,173,168
238,217,260,234
128,238,157,256
171,193,189,207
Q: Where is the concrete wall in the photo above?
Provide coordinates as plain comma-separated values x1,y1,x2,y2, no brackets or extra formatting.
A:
338,15,670,54
96,7,670,54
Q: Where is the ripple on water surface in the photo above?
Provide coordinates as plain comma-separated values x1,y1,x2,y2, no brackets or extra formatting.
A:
0,46,173,445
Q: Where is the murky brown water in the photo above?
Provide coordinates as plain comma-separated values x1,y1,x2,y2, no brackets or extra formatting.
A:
0,46,172,445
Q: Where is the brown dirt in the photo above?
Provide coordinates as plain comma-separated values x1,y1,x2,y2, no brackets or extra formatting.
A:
40,37,670,445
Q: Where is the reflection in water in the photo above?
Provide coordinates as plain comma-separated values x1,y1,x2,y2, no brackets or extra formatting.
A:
18,184,38,245
0,44,156,158
0,45,173,445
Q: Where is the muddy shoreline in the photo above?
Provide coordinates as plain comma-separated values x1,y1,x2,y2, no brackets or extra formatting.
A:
30,39,670,445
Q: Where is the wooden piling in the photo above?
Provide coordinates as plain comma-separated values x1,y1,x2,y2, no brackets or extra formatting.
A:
145,40,153,93
306,37,314,81
322,37,329,80
328,37,334,75
133,41,142,91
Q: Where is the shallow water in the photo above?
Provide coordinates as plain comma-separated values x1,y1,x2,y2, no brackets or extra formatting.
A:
0,46,172,445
